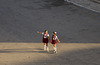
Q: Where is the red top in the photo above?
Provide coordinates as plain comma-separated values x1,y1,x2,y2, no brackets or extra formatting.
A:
42,33,49,43
52,35,57,40
51,35,57,44
43,33,48,39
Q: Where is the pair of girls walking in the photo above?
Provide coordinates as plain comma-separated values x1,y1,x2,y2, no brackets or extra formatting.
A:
37,30,60,53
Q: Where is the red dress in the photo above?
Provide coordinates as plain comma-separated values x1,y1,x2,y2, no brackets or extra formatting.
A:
42,33,49,43
51,35,57,44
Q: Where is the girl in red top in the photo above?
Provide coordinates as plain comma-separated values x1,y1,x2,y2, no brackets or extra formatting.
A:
51,32,60,53
37,30,50,52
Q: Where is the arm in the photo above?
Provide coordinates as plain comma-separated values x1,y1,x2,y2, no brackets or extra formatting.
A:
48,36,50,40
47,34,50,41
57,37,60,43
37,31,43,34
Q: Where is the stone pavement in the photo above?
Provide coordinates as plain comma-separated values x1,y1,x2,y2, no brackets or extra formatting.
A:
0,0,100,43
65,0,100,13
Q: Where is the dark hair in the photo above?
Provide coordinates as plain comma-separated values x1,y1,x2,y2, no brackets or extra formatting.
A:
53,32,55,34
53,32,57,34
44,30,47,32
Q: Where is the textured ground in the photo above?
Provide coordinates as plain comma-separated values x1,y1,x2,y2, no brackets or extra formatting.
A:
0,0,100,65
0,43,100,65
0,0,100,43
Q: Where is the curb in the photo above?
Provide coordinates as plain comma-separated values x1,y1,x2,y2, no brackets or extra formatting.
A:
64,0,100,13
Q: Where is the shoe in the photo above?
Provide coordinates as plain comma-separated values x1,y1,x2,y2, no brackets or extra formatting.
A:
54,51,57,53
47,50,49,52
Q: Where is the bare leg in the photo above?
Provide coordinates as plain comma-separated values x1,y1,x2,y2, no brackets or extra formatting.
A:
53,44,56,47
44,43,46,50
53,44,57,53
46,43,49,52
46,43,48,46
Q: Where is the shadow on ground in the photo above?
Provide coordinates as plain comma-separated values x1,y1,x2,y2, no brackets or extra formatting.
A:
15,47,100,65
0,48,47,53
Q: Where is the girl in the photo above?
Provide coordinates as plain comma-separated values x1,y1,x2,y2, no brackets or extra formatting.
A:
51,32,60,53
37,30,50,52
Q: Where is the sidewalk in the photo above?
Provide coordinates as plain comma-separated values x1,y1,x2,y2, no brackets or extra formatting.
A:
65,0,100,13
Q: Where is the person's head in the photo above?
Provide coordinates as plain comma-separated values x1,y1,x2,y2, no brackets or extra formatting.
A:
44,30,48,34
53,32,57,35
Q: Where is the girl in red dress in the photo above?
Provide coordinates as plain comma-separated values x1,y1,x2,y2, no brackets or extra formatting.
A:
51,32,60,53
37,30,50,52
